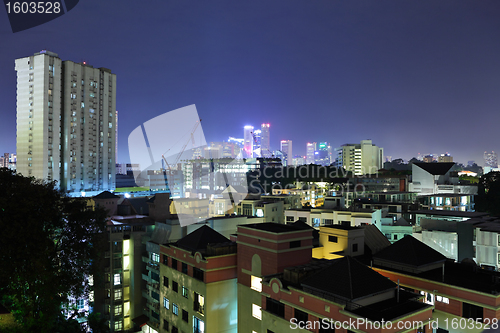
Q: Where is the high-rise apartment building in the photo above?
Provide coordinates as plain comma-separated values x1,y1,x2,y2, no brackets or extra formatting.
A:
15,50,116,192
335,139,383,175
260,123,270,157
484,151,498,168
438,153,453,163
252,129,261,157
306,142,316,164
243,126,253,159
280,140,292,166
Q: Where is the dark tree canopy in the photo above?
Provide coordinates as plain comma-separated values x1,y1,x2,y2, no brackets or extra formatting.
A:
0,168,107,332
476,171,500,217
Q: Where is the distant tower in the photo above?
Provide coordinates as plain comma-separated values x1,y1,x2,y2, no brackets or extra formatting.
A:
438,153,453,163
243,126,254,159
253,129,261,157
484,151,498,168
306,142,316,164
260,123,270,157
315,142,330,166
280,140,292,166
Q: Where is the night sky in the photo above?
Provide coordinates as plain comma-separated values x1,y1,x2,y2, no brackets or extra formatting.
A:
1,0,500,165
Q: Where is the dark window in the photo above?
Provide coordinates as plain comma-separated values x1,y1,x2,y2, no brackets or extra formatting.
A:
193,267,204,282
182,309,188,322
462,302,483,320
172,281,178,293
182,262,188,274
352,244,358,252
151,272,160,283
298,217,307,222
266,297,284,318
268,330,275,333
286,216,294,222
290,240,301,248
172,258,178,270
294,308,308,322
172,326,178,333
163,319,169,331
329,235,338,243
151,311,159,320
163,255,168,265
151,291,159,301
163,276,169,287
393,234,398,240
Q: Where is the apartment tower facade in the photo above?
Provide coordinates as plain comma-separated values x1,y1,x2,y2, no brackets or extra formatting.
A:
15,50,116,192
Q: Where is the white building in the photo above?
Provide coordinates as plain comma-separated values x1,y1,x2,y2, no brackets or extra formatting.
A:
306,142,316,164
15,50,116,192
280,140,292,166
335,139,383,175
260,123,270,157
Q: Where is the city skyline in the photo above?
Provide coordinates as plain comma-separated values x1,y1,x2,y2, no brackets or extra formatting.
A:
1,1,500,166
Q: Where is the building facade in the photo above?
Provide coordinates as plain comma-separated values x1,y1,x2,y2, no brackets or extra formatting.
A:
335,140,383,176
15,50,116,192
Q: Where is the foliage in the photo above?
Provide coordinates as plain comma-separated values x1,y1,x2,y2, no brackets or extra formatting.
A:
88,311,111,333
0,169,107,332
476,171,500,216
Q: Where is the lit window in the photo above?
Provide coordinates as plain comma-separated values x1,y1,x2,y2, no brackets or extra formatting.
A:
77,299,85,310
114,273,121,285
114,321,122,330
252,304,262,320
182,286,189,298
173,303,178,316
114,305,122,316
114,289,122,300
163,297,169,309
151,253,160,262
251,276,262,292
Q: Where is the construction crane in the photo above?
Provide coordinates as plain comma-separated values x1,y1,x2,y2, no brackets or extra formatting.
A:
162,119,202,172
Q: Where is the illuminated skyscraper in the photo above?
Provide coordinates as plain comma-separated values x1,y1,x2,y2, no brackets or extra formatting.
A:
260,123,270,157
336,140,383,175
306,142,316,164
243,125,254,158
253,129,262,157
280,140,292,166
15,50,116,192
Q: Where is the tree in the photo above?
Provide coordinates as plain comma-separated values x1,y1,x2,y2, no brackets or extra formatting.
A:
0,169,107,332
476,171,500,217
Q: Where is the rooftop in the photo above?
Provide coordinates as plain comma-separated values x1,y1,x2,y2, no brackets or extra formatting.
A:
240,222,312,233
411,210,489,218
413,162,455,175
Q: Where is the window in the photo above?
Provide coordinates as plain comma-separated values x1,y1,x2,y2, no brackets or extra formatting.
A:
352,243,358,253
251,276,262,292
252,304,262,320
173,303,178,316
290,240,301,248
151,253,159,262
182,286,189,298
329,235,338,243
77,299,85,310
194,292,205,315
294,308,308,322
114,321,123,331
163,319,169,331
173,281,178,292
114,289,122,300
172,258,178,270
182,262,188,274
163,297,170,309
163,276,169,287
266,298,285,318
163,255,168,265
114,273,121,286
182,309,188,322
114,305,122,316
172,326,178,333
193,267,204,281
393,234,398,240
286,216,294,222
462,302,483,320
193,317,205,333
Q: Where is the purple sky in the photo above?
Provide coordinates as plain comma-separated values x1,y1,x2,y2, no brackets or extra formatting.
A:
1,0,500,165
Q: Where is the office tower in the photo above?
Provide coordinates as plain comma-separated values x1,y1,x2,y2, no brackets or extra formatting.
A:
306,142,316,164
280,140,292,166
260,123,270,157
243,126,254,159
484,151,498,168
253,129,261,157
15,50,116,192
315,142,330,166
438,153,453,163
335,139,383,175
423,155,435,163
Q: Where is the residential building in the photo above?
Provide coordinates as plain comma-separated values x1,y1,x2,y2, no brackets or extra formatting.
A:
335,139,383,175
15,50,116,192
438,153,453,163
409,162,477,195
